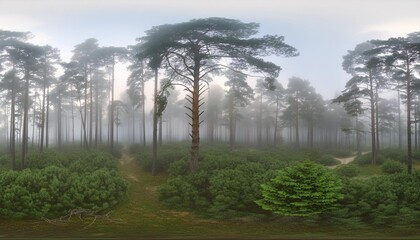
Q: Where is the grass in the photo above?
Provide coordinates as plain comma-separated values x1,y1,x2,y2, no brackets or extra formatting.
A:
1,150,420,239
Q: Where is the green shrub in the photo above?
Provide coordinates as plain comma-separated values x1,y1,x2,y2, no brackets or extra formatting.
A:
333,173,420,226
336,164,359,178
382,160,405,174
305,148,325,162
316,154,340,166
168,158,189,177
0,156,10,173
26,150,64,169
71,169,128,212
256,161,343,216
67,150,117,173
157,177,206,210
380,148,407,163
354,152,385,165
159,146,306,218
412,150,420,161
0,150,127,219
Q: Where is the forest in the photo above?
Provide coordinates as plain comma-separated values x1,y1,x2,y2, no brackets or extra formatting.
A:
0,17,420,238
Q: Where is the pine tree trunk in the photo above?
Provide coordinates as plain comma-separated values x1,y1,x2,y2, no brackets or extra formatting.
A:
89,69,93,147
369,69,377,165
257,94,262,146
83,65,88,149
274,96,279,145
142,80,146,147
40,59,47,152
356,115,361,156
375,79,380,152
406,53,413,174
21,69,30,168
229,94,235,151
159,116,163,146
397,84,402,149
58,91,62,149
152,67,158,175
10,70,16,169
46,86,50,149
189,63,201,171
110,56,115,152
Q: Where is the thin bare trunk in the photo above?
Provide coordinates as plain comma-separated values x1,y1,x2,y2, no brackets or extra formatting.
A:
21,69,30,168
369,68,377,164
110,56,115,152
406,52,412,174
152,68,158,175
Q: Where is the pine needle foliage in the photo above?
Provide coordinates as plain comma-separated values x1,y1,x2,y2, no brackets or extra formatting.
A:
256,160,343,216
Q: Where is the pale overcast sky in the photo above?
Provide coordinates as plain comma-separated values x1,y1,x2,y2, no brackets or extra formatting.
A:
1,0,420,99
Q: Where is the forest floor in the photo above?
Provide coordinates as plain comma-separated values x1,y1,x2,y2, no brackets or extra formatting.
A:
0,150,419,239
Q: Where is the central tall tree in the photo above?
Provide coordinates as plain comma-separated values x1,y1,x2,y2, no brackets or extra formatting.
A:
136,17,298,170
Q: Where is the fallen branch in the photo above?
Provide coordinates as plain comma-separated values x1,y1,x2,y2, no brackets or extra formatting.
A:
42,208,126,228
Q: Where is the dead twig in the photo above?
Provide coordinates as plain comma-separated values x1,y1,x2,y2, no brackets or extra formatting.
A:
42,208,127,228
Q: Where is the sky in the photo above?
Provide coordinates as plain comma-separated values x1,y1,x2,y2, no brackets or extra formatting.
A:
1,0,420,100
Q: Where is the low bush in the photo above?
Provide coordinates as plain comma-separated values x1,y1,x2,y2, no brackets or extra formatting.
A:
336,164,359,178
353,152,385,165
315,155,340,166
380,148,407,163
329,173,420,226
0,155,10,169
0,150,127,219
257,161,343,217
26,150,65,169
158,147,305,218
305,148,325,162
382,160,405,174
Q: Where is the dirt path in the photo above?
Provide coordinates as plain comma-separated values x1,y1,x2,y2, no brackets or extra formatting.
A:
118,152,140,182
330,153,362,169
335,156,356,165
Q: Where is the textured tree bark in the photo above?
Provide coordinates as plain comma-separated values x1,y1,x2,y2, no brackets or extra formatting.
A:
190,62,201,171
369,69,377,165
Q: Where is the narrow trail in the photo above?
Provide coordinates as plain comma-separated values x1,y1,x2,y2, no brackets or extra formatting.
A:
330,152,363,169
335,156,356,165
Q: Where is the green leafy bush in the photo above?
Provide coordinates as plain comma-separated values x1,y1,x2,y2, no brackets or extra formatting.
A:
354,152,385,165
256,161,344,216
380,148,407,163
336,164,359,178
67,150,118,173
26,150,65,169
315,154,340,166
0,156,10,173
305,148,325,162
0,150,127,219
157,177,206,210
158,146,305,218
331,173,420,226
382,160,405,174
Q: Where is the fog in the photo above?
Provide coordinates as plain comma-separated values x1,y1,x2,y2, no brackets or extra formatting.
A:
1,0,419,149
